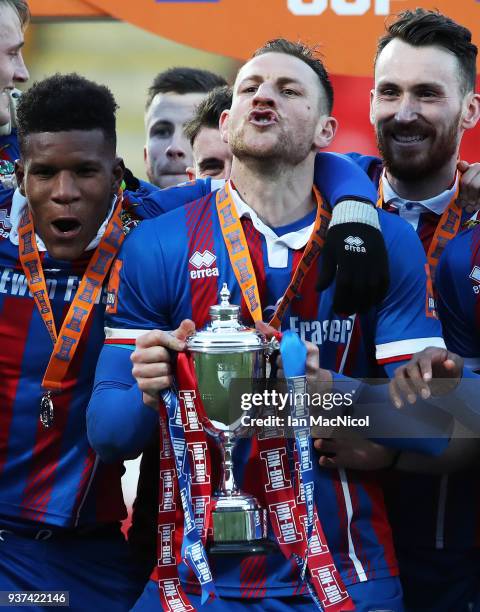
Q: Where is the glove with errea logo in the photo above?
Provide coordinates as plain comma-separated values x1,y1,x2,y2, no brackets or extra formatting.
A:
317,200,389,315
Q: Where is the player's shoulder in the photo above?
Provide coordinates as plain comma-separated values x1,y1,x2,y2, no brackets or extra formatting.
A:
438,223,477,277
377,208,420,244
125,177,214,219
442,222,477,258
121,191,216,256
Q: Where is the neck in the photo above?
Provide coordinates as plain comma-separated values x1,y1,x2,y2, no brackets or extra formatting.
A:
229,156,315,227
386,157,457,201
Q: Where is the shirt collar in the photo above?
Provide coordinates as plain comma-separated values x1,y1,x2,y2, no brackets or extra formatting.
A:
227,180,314,250
381,171,458,215
9,188,117,252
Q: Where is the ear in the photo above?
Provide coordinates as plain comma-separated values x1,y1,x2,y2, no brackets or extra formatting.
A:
369,89,375,125
112,156,124,194
186,166,195,181
313,115,338,150
460,92,480,132
14,159,25,196
219,109,230,144
143,144,148,164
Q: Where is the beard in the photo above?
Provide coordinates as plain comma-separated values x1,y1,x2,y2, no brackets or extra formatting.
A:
376,112,461,182
229,121,313,169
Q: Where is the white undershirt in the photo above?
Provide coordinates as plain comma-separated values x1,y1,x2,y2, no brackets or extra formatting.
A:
228,180,314,268
381,172,458,231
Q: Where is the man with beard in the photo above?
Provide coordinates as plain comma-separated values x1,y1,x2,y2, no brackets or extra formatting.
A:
315,9,480,612
88,39,447,611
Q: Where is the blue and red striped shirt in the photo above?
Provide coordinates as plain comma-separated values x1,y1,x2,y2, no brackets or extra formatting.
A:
90,184,444,596
350,153,480,551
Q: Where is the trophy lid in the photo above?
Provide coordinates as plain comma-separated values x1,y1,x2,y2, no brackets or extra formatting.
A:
187,284,265,353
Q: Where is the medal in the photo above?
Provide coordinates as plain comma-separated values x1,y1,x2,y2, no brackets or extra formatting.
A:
40,391,54,428
18,192,127,430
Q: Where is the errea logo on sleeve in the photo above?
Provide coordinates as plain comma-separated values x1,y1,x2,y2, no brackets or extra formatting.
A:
344,236,366,253
189,250,219,280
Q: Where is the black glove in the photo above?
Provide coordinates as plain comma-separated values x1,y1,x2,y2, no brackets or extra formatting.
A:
122,166,140,192
317,201,389,315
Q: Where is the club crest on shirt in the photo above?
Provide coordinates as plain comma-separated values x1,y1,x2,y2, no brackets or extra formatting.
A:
120,209,141,235
0,207,11,238
469,265,480,294
0,160,15,190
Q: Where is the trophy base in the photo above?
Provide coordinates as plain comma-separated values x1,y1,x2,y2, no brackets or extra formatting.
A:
209,496,278,555
209,538,277,556
212,499,267,543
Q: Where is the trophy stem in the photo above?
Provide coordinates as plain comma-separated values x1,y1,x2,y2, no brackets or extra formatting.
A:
217,430,238,497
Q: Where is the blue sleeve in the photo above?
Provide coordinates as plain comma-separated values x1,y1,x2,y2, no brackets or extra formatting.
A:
344,152,382,175
428,367,480,434
87,220,172,461
87,346,158,463
125,177,211,219
374,213,445,362
333,365,451,455
314,152,378,205
436,231,480,361
105,219,172,330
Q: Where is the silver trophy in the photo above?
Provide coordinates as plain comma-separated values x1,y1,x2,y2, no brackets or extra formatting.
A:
187,284,277,554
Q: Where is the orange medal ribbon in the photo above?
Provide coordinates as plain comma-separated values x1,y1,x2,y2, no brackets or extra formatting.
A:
18,194,126,427
377,180,462,318
216,181,331,329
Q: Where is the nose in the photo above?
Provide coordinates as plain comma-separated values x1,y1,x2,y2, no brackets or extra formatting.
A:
252,82,275,107
395,95,419,123
51,171,80,204
165,129,188,161
13,52,29,83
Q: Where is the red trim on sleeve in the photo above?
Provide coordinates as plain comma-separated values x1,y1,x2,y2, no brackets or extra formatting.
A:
104,338,136,345
377,353,412,365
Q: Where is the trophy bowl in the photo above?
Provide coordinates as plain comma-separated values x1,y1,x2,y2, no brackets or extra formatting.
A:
187,284,277,555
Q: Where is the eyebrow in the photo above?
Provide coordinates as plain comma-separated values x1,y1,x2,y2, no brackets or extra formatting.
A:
377,80,446,91
8,41,24,52
239,75,305,88
29,159,101,171
149,119,173,131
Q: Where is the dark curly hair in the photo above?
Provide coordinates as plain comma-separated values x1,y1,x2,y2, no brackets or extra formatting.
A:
376,9,477,94
17,73,118,155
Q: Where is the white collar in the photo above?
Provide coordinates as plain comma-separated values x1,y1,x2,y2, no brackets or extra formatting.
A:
381,171,458,215
228,180,314,252
9,188,117,253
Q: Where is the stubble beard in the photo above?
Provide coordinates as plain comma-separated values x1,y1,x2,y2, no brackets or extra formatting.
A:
229,123,313,174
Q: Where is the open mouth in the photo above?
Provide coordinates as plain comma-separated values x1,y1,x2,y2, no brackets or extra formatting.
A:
248,109,278,127
51,218,82,237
